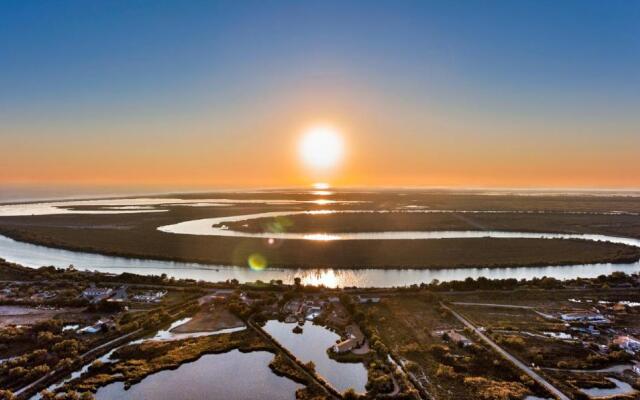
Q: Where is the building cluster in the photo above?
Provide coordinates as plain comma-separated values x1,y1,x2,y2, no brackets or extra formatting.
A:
80,284,169,304
131,290,167,303
82,285,115,303
332,324,366,353
282,296,340,323
542,302,640,358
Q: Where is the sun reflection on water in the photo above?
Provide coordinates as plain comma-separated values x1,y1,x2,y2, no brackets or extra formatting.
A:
302,233,340,241
300,269,340,288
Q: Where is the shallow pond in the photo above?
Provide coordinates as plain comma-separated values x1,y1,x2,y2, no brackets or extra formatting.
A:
94,350,302,400
579,377,637,398
30,318,246,399
263,320,368,393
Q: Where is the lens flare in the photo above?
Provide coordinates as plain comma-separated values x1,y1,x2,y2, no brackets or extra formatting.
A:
248,253,267,271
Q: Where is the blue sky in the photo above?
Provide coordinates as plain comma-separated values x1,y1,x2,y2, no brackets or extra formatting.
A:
1,1,639,188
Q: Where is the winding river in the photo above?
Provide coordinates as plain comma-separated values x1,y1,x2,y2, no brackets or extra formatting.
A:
0,204,639,287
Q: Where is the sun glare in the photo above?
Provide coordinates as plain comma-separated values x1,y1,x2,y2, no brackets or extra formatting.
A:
299,126,344,170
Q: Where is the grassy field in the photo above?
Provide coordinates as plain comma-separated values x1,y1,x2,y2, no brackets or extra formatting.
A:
360,296,546,399
229,210,640,238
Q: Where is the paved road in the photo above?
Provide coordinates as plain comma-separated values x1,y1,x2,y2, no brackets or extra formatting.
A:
450,302,535,309
441,303,570,400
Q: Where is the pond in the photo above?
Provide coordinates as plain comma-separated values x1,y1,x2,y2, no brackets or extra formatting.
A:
262,320,368,393
30,318,247,399
579,377,637,398
94,350,302,400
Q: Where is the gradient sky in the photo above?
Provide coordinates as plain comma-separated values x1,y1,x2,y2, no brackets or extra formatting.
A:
1,0,639,189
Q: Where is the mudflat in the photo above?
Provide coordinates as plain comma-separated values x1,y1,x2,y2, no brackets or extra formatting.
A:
171,308,244,333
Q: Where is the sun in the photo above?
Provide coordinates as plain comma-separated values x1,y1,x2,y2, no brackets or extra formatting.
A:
299,125,344,169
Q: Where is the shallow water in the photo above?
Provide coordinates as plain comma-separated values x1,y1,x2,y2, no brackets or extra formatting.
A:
94,350,301,400
262,320,368,393
0,198,361,216
30,318,247,399
579,377,637,398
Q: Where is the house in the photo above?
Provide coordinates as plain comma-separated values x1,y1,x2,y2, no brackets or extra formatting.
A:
30,291,57,301
333,338,359,353
357,295,381,304
78,319,115,334
445,330,473,347
132,290,166,303
306,306,322,321
612,303,627,313
107,286,128,302
332,325,365,353
613,336,640,354
560,312,609,324
82,285,113,303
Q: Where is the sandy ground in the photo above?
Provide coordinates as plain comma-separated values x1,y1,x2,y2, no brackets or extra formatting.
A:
0,305,83,327
171,307,244,333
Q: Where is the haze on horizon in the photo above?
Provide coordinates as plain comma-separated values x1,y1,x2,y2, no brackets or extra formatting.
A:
1,1,639,190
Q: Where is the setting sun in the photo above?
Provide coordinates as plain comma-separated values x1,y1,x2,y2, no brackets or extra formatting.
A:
298,126,344,170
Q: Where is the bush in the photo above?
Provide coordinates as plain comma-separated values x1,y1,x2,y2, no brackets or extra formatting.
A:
463,376,528,400
435,364,457,380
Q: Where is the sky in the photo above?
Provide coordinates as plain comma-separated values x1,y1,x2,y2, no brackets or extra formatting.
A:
1,0,639,190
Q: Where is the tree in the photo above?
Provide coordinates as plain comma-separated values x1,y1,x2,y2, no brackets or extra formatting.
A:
80,392,95,400
343,388,359,400
39,390,56,400
0,389,16,400
65,391,80,400
305,361,315,372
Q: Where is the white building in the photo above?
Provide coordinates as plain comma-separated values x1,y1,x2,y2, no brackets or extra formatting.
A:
613,336,640,354
82,285,113,302
132,290,166,303
560,312,609,324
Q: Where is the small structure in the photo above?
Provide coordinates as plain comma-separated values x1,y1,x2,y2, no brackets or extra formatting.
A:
332,325,365,354
82,284,113,303
613,336,640,354
445,330,473,347
107,286,128,302
560,312,609,324
612,303,627,313
333,338,359,353
357,295,381,304
30,291,57,301
132,290,166,303
78,319,115,334
306,306,322,321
